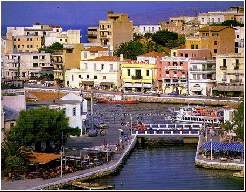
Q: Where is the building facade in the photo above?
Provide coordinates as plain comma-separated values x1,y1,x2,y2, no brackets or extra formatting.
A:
188,60,216,96
98,11,133,51
214,53,244,96
171,48,212,60
161,57,189,94
133,25,161,35
185,26,235,58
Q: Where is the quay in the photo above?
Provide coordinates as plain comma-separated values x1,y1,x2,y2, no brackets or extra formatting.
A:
1,135,137,190
24,87,241,108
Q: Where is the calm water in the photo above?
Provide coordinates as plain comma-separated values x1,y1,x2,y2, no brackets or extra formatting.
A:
93,145,244,190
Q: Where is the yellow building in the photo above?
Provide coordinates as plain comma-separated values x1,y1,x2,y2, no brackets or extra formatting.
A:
63,44,84,70
185,26,235,58
121,61,156,92
12,36,43,52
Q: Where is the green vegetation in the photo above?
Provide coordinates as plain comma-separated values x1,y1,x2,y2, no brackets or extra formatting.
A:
211,20,244,27
39,42,63,53
1,107,80,177
222,102,244,141
114,30,185,59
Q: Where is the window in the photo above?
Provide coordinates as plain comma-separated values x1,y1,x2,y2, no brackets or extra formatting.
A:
10,123,15,128
185,53,188,57
30,38,32,41
73,107,76,116
33,56,38,59
152,27,154,32
214,49,217,53
84,63,88,70
94,75,97,79
218,18,220,22
235,48,238,53
17,45,20,48
41,56,45,59
195,45,198,49
94,63,97,70
18,38,20,41
103,76,106,79
60,39,62,41
127,69,130,76
180,53,183,57
174,71,177,74
65,39,67,42
14,45,16,48
33,63,38,67
30,45,33,48
14,38,16,41
202,18,204,22
27,45,29,48
101,64,104,70
22,72,25,77
212,18,214,23
27,38,29,41
214,41,217,45
146,70,150,76
110,64,113,71
72,75,74,81
143,27,145,31
80,103,83,115
191,45,194,49
173,52,176,57
235,42,239,47
237,35,239,38
87,75,89,79
79,75,81,78
223,59,226,67
84,52,87,59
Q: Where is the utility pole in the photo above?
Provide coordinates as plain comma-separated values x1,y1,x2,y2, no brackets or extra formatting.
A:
210,138,213,161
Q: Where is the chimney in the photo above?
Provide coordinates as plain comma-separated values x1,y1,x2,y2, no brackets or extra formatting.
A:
120,54,124,61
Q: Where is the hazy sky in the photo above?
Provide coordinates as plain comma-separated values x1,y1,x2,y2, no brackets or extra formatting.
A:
1,1,244,27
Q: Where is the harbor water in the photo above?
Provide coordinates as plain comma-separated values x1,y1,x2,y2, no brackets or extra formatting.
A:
66,103,244,190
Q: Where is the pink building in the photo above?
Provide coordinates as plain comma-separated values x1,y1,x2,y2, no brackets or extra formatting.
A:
174,49,212,60
160,57,190,94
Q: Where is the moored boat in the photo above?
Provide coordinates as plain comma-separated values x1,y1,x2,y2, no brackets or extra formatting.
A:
97,94,139,104
71,181,114,190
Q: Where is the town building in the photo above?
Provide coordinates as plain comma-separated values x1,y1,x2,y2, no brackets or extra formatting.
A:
160,57,189,94
51,50,64,83
137,51,164,91
121,60,156,92
133,25,161,35
81,46,110,61
65,56,124,90
160,16,200,37
185,26,235,58
213,53,244,97
188,60,216,96
87,26,99,43
234,27,244,54
3,52,52,80
63,44,84,70
171,49,212,60
98,11,133,51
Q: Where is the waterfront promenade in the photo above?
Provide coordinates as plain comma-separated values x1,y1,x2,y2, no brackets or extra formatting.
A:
1,135,137,190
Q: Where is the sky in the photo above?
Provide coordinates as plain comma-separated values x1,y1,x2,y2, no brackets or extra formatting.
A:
1,1,244,27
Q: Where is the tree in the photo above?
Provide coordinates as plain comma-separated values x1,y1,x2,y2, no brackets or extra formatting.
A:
151,30,179,47
39,42,63,53
7,107,73,152
114,40,145,60
212,20,244,27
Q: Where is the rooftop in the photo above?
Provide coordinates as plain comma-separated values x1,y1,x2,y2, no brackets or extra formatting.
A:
26,91,66,102
85,46,109,52
199,26,230,32
88,56,121,61
29,152,60,165
139,51,165,57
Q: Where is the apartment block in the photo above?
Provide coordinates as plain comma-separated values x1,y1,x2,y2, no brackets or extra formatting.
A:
188,60,216,96
87,27,99,43
99,11,133,51
133,25,161,35
171,49,212,60
185,26,235,58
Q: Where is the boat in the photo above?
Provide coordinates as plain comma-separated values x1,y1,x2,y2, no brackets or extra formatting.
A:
175,106,224,124
71,181,114,190
233,170,244,178
97,94,139,104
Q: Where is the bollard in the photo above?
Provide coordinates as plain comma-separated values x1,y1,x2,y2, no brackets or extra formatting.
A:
180,131,182,134
145,131,147,134
189,131,191,134
171,131,173,134
154,131,156,134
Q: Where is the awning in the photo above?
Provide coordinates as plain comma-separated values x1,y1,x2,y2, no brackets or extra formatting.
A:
200,142,244,153
29,152,61,165
81,81,94,86
100,82,114,86
123,83,152,88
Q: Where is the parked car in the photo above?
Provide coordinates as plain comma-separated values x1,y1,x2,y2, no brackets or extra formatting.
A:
168,92,179,96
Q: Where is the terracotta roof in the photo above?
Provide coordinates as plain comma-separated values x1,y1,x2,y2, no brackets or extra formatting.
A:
89,56,121,61
139,51,165,57
29,152,60,164
199,26,229,32
26,91,66,102
85,46,108,52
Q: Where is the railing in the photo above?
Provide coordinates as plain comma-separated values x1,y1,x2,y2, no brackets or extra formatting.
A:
220,66,227,70
132,76,143,80
132,130,200,136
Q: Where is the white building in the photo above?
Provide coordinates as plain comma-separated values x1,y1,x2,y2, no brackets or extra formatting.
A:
188,60,216,96
3,52,52,80
49,93,88,136
134,25,161,35
234,27,244,54
65,56,124,90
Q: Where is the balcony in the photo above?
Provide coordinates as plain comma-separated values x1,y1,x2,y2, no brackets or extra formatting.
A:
132,76,143,80
165,66,183,70
220,66,227,70
230,79,242,84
